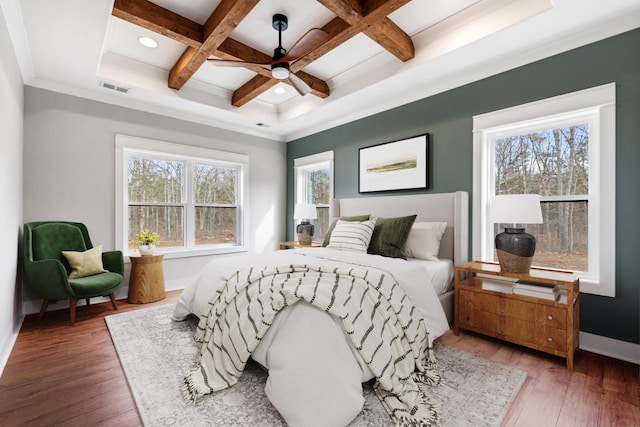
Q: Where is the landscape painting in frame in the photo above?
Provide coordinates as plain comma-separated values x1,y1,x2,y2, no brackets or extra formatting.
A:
359,134,428,193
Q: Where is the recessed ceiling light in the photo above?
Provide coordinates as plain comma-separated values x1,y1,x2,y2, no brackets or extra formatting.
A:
138,36,158,48
274,87,286,95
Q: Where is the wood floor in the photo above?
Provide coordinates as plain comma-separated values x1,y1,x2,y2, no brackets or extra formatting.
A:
0,292,638,427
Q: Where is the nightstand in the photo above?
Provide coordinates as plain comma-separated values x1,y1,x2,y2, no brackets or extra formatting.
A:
128,254,166,304
279,241,322,250
454,260,580,369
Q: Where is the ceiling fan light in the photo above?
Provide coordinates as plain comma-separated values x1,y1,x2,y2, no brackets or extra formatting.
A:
271,65,290,80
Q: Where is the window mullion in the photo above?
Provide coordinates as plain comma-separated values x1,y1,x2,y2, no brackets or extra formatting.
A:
185,160,194,249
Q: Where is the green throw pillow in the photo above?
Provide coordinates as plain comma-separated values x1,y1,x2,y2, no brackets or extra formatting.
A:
322,214,371,247
367,215,417,259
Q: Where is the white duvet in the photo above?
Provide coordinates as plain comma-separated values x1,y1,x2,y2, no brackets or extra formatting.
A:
172,248,450,426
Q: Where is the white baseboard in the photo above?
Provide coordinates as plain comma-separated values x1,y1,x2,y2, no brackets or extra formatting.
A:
580,332,640,365
0,315,25,378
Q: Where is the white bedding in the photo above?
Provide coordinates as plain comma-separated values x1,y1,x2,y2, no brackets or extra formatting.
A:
173,248,450,426
406,258,454,295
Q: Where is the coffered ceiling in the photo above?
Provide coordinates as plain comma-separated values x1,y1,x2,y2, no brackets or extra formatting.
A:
5,0,640,141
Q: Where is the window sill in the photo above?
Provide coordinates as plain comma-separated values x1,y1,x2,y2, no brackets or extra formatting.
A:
579,277,615,298
124,245,248,262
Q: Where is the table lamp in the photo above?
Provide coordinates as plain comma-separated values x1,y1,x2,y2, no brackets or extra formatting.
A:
293,203,317,246
490,194,543,273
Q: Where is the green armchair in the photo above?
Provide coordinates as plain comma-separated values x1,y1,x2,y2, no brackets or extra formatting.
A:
23,221,124,325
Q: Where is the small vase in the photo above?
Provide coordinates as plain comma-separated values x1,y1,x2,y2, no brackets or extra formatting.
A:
138,244,156,256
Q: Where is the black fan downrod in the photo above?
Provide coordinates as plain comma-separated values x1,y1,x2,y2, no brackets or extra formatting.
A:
272,14,288,60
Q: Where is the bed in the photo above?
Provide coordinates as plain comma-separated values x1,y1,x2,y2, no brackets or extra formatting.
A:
173,191,468,426
330,191,468,322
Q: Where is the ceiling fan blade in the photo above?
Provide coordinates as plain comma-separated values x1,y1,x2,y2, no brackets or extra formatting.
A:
288,73,311,96
207,59,270,70
277,28,329,63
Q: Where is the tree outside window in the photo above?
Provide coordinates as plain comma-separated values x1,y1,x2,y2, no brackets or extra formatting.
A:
193,163,239,246
117,134,247,257
127,157,185,249
305,167,331,239
294,151,334,242
493,124,589,272
473,83,615,296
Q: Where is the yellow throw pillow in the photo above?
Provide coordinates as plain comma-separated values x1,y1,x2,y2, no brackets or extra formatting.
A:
62,245,108,279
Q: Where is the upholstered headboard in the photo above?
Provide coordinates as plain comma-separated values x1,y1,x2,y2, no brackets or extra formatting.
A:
331,191,469,265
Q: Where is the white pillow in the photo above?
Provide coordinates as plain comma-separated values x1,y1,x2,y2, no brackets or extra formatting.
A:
327,218,377,252
404,222,447,261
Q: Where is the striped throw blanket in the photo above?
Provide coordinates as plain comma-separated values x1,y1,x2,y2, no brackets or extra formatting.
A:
182,264,441,426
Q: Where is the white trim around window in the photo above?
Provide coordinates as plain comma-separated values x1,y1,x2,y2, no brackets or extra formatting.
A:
294,151,334,238
294,150,334,202
115,134,249,260
472,83,616,297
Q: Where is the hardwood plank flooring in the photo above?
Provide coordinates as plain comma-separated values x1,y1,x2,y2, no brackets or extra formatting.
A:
1,293,638,426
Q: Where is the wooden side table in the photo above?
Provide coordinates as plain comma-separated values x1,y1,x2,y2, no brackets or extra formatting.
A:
454,260,580,369
128,254,166,304
279,241,323,250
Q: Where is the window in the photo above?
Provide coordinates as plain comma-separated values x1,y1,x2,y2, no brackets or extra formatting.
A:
294,151,334,241
116,135,248,258
472,83,615,296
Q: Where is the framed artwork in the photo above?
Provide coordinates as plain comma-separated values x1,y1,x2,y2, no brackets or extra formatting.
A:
358,134,429,193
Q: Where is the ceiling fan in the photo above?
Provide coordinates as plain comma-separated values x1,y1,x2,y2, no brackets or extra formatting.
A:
207,14,329,96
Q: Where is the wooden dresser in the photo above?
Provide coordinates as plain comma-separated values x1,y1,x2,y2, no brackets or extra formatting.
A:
454,261,580,369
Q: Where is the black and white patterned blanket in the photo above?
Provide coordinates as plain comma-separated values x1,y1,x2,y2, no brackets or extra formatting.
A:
182,264,441,426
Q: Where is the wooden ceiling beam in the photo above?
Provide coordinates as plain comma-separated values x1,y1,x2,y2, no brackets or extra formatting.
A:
112,0,330,106
231,69,331,107
318,0,414,61
168,0,261,90
232,75,279,106
112,0,203,49
229,16,353,106
233,0,413,106
364,18,414,62
113,0,412,106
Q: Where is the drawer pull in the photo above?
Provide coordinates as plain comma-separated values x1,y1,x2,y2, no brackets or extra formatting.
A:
547,337,553,342
547,315,553,321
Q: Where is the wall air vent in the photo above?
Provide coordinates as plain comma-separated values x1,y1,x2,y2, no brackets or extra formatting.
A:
100,81,130,94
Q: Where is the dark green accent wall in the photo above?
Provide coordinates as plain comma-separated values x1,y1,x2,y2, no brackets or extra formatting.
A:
287,28,640,344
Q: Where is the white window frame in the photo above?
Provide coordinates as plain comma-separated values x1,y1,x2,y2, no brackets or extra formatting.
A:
293,151,334,238
472,83,616,297
115,134,249,260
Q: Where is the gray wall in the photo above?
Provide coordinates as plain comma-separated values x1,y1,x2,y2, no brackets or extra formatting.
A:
287,28,640,345
0,8,24,373
23,87,287,311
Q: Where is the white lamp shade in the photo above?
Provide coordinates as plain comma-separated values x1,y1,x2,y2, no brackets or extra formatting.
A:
293,203,317,220
490,194,543,224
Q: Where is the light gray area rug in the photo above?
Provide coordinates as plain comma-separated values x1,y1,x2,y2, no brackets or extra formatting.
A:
106,304,526,427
